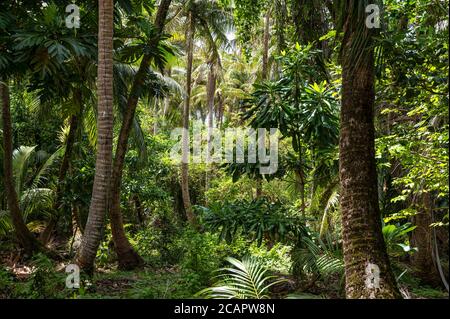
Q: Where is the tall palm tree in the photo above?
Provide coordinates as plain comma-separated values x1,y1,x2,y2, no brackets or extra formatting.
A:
180,0,231,226
337,0,400,298
0,2,45,255
4,2,98,245
77,0,114,273
181,8,196,225
108,0,173,270
1,81,42,255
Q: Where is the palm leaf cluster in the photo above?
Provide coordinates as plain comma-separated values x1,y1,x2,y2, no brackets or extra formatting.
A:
197,256,286,299
196,198,308,246
0,146,61,235
291,232,344,279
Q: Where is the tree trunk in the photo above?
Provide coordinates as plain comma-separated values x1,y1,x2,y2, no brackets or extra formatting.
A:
1,81,42,256
108,0,172,270
339,21,401,298
410,192,440,286
180,10,197,227
253,10,271,200
77,0,114,273
262,9,270,80
255,178,263,198
205,62,216,193
294,169,306,219
133,194,144,227
217,92,224,128
162,68,172,118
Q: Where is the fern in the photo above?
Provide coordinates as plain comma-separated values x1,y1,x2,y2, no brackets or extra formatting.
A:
292,233,344,279
196,257,286,299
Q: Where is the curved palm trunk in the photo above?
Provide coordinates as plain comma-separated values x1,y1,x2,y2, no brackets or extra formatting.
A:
1,81,42,255
108,0,172,270
77,0,114,273
340,22,400,298
180,11,197,227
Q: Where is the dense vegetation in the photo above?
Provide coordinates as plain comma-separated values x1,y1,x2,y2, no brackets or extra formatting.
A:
0,0,448,299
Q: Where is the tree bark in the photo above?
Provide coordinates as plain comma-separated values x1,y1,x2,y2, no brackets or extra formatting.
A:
410,192,440,286
217,92,224,128
77,0,114,274
253,10,271,199
262,9,270,80
180,10,198,227
108,0,172,270
339,21,401,298
205,62,216,193
1,81,42,256
255,178,263,198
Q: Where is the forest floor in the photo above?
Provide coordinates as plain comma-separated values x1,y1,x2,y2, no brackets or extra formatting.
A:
1,240,448,299
1,258,448,299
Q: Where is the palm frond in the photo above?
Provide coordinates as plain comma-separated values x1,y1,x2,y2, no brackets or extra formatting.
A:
196,257,286,299
30,147,63,190
0,210,12,236
12,145,37,195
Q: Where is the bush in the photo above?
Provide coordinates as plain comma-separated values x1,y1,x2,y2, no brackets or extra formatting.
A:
196,197,307,246
0,266,14,298
13,254,65,298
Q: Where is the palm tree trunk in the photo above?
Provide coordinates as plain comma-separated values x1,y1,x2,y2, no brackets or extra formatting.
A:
1,81,42,256
205,62,216,193
262,9,270,80
217,92,224,128
77,0,114,273
253,9,271,200
162,68,172,118
108,0,172,270
294,169,306,219
410,192,440,286
339,23,401,298
255,177,263,198
181,10,197,227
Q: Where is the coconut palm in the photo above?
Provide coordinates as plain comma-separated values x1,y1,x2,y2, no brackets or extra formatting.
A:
179,0,232,225
107,0,173,270
77,0,115,273
1,82,44,255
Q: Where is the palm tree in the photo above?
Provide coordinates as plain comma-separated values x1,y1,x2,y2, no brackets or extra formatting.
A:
108,0,173,270
4,2,98,245
181,8,196,225
77,0,115,273
180,0,231,226
337,0,401,298
1,81,43,255
0,145,62,235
